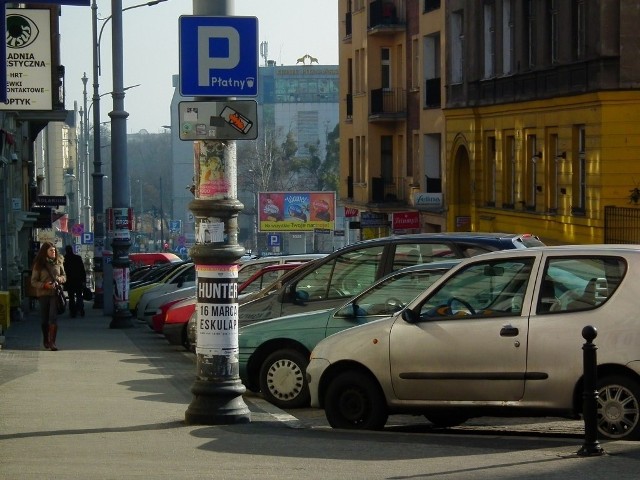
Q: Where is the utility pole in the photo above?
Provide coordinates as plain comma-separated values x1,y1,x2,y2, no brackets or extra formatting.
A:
109,0,133,328
184,0,251,425
91,0,105,308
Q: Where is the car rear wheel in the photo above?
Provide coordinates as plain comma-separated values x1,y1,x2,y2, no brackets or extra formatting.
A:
597,375,640,440
259,349,310,409
324,371,388,430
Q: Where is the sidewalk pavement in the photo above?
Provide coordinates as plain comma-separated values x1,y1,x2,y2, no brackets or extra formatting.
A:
2,306,640,479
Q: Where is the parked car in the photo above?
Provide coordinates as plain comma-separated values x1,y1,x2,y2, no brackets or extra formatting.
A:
238,260,460,409
139,285,195,328
307,245,640,441
188,232,545,348
135,264,196,322
129,262,192,313
237,254,327,285
163,297,198,349
163,262,310,350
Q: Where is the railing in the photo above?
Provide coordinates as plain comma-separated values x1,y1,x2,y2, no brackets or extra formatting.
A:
370,88,406,117
369,0,406,29
371,177,407,204
604,206,640,244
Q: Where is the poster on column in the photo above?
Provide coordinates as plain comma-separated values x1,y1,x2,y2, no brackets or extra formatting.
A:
113,267,129,310
196,264,239,356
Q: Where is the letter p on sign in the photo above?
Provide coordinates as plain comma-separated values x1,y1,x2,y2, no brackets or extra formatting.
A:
198,26,240,86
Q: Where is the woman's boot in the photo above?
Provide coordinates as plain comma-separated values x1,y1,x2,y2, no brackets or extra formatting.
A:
48,324,58,351
42,324,50,349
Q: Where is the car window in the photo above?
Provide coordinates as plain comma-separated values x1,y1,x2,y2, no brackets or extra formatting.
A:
297,246,384,300
338,267,450,317
238,261,277,284
536,256,626,314
391,243,455,271
418,258,534,319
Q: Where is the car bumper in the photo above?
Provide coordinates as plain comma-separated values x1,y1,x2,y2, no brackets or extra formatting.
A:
163,322,185,346
306,357,331,408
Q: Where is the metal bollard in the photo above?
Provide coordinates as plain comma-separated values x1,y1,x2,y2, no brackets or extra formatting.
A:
577,325,605,456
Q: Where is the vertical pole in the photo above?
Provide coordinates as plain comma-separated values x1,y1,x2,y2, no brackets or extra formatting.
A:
109,0,133,328
91,0,105,308
82,73,92,231
185,0,250,425
160,177,164,250
577,325,605,456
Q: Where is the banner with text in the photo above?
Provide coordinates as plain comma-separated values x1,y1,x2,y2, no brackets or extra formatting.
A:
258,191,336,232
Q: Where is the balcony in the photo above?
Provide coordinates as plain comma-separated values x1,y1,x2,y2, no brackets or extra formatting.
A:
368,0,406,35
370,177,407,206
370,88,406,121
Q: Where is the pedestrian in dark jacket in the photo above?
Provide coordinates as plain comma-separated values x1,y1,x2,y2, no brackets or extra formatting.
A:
64,245,86,318
31,242,66,350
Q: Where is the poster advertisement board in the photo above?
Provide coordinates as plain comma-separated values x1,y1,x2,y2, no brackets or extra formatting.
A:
258,191,336,232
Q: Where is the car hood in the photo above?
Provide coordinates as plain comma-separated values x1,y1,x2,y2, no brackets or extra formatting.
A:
311,313,398,361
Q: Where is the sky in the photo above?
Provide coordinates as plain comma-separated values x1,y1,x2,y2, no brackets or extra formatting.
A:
59,0,339,134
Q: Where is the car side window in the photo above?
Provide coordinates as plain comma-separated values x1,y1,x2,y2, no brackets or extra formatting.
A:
418,258,534,319
296,246,384,301
536,256,626,314
392,243,455,271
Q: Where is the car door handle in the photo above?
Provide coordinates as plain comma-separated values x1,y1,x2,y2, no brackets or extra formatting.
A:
500,325,519,337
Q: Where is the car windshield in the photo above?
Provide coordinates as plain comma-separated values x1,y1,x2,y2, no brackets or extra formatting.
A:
420,258,534,318
338,266,451,318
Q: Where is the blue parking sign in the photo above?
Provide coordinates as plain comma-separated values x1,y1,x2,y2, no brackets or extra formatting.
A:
179,16,258,97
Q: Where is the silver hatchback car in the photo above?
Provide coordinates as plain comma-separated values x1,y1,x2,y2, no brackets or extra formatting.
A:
308,245,640,440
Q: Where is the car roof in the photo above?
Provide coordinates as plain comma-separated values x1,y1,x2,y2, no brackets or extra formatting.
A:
348,232,542,245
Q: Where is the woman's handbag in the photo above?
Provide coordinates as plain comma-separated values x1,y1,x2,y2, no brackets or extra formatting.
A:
55,285,67,314
45,262,67,314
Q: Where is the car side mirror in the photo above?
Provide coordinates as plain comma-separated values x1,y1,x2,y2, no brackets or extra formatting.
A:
294,289,309,305
402,308,419,324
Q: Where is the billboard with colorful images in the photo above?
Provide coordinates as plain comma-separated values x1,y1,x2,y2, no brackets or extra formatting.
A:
258,192,336,232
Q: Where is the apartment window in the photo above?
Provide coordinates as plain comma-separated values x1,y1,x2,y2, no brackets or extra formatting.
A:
502,0,515,74
526,134,539,210
355,135,366,183
381,135,393,184
424,0,440,13
549,0,559,63
355,48,365,93
527,0,537,68
485,136,496,206
450,10,464,83
503,135,516,208
483,1,496,79
572,125,586,214
575,0,586,59
381,47,391,90
423,33,441,107
548,133,560,213
424,134,442,193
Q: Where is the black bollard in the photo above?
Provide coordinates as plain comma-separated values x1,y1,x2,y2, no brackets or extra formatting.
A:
577,325,605,456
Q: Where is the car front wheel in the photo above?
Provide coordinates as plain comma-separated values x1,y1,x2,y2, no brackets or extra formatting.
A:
324,371,388,430
259,349,310,409
597,375,640,440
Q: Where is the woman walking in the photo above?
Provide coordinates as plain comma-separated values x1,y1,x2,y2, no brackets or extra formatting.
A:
31,242,66,351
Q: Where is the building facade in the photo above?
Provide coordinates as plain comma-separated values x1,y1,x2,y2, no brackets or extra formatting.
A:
339,0,640,245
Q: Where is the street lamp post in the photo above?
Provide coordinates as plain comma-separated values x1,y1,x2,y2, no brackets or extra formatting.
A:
90,0,168,312
108,0,133,328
